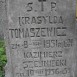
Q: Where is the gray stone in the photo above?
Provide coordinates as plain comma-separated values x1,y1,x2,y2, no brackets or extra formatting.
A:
4,0,77,77
0,0,5,39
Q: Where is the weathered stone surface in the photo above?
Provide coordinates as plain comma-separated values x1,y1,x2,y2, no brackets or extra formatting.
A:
0,0,6,39
4,0,77,77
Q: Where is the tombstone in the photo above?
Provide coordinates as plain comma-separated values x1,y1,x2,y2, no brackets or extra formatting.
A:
0,0,6,39
4,0,77,77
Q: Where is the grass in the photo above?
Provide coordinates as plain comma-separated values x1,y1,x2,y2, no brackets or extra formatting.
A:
0,39,7,77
